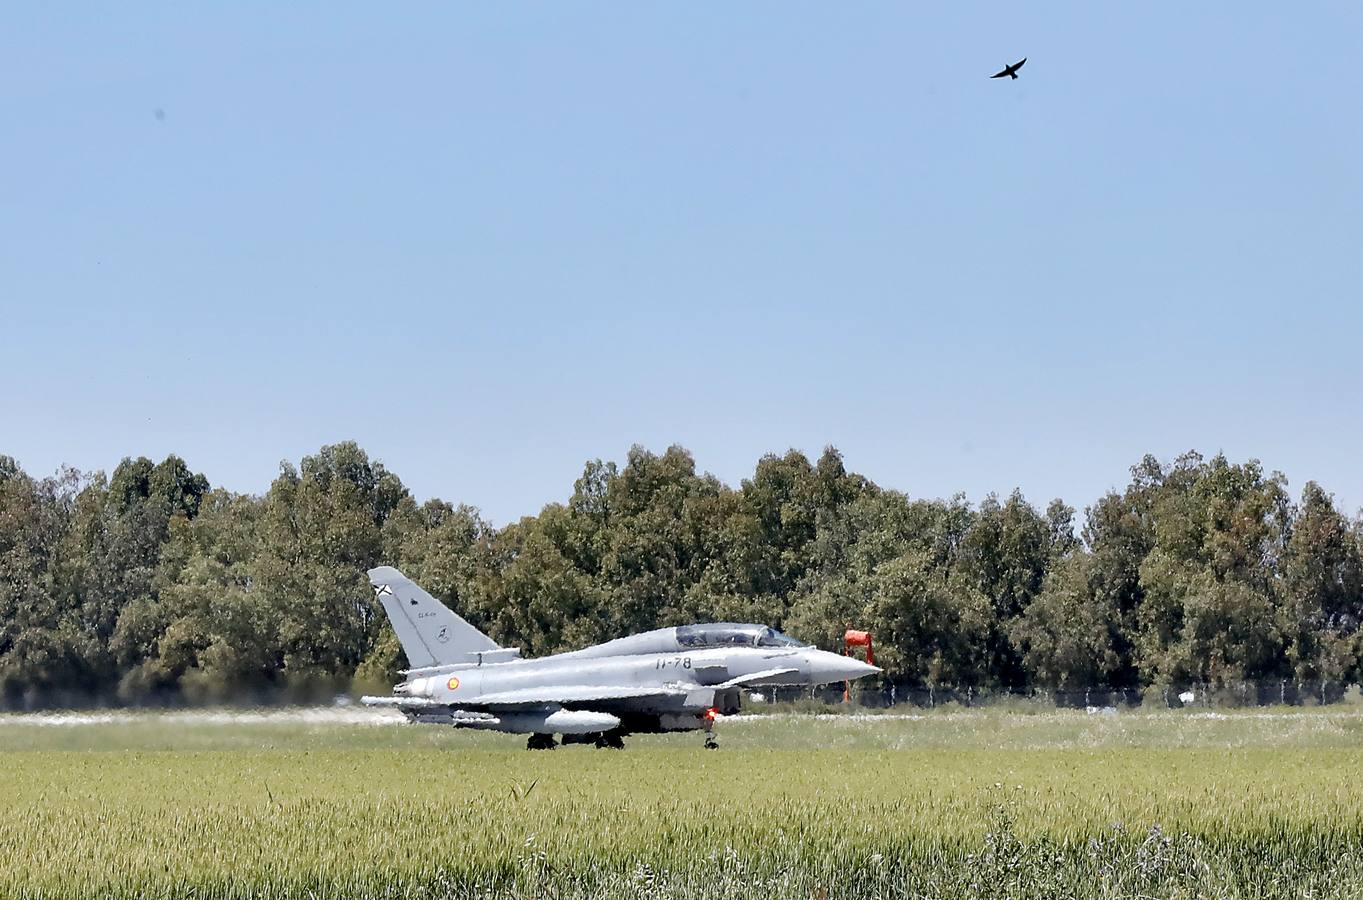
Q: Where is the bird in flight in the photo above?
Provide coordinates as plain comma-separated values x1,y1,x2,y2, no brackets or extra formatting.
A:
990,58,1027,80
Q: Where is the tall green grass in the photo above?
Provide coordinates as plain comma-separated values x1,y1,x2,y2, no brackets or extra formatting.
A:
3,741,1362,898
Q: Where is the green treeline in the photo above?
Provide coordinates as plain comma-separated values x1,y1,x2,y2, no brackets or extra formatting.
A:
1,443,1360,708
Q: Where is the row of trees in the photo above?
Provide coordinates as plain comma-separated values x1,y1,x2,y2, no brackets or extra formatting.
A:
1,443,1360,708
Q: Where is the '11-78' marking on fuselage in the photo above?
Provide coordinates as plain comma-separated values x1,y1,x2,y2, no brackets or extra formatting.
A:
654,657,692,670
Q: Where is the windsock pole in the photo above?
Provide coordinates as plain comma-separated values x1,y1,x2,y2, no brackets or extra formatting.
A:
842,629,874,703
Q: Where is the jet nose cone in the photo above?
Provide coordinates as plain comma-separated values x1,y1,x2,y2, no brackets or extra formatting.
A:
807,650,881,685
840,658,882,680
854,658,883,677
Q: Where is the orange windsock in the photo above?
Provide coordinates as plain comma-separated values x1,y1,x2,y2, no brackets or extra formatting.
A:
843,629,874,667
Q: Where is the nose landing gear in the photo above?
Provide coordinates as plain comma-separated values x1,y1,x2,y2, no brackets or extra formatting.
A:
702,706,720,750
526,733,557,751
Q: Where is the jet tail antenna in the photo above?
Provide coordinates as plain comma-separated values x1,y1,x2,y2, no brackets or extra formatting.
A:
842,629,875,703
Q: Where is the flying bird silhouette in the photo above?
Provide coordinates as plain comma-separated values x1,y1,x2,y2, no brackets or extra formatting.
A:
990,58,1026,80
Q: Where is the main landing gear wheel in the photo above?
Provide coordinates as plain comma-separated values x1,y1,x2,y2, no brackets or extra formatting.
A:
594,730,626,750
526,733,557,751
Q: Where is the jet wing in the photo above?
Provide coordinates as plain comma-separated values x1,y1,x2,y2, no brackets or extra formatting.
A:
362,695,446,709
366,685,686,711
468,685,688,708
717,667,801,688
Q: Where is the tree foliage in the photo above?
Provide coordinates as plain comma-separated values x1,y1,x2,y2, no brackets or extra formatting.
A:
0,444,1359,707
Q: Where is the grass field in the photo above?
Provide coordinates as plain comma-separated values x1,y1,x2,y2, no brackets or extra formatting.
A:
3,707,1363,898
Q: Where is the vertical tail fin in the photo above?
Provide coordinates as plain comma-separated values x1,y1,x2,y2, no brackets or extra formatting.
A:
368,566,500,668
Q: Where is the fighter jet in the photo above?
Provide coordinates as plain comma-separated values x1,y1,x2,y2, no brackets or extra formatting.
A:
361,566,880,749
990,58,1027,80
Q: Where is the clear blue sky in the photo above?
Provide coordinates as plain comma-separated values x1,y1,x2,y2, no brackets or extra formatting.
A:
4,5,1360,523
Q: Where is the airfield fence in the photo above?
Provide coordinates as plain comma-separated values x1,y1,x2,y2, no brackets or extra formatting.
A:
757,679,1356,710
5,680,1358,715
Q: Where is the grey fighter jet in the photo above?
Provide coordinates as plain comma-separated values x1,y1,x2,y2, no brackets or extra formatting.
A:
361,566,880,749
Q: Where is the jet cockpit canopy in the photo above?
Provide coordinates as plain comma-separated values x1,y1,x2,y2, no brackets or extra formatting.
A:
674,623,808,649
553,621,810,660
